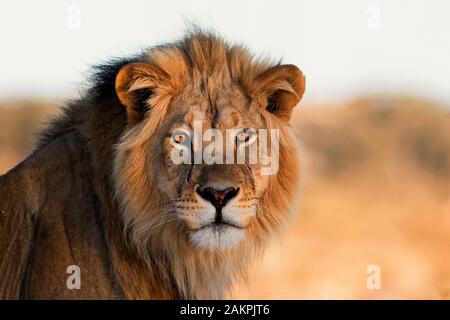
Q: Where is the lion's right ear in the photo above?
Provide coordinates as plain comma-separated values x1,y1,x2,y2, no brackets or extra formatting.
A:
254,64,306,122
115,62,168,122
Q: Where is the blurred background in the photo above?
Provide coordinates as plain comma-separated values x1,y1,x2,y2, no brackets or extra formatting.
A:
0,0,449,299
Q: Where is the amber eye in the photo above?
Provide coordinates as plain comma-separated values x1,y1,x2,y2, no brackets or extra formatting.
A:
237,131,250,142
171,129,191,146
236,128,256,146
173,133,185,144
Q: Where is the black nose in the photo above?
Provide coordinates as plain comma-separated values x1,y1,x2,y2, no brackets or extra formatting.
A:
196,186,239,210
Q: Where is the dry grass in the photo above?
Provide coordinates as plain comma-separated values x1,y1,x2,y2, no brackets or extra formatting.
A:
0,96,449,299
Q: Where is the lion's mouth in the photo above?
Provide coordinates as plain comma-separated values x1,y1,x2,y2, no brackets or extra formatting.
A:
195,221,245,231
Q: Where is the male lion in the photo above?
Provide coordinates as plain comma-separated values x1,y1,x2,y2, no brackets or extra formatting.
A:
0,30,305,299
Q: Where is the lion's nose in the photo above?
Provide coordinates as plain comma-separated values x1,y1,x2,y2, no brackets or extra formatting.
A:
196,186,239,210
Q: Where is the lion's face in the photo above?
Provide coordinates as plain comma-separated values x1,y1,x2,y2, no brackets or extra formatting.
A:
113,35,305,254
151,86,271,250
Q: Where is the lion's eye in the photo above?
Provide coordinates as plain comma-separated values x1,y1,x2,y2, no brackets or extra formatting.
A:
237,131,250,142
173,133,185,144
171,129,191,146
236,128,256,146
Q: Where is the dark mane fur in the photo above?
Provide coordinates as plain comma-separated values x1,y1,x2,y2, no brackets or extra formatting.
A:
36,56,141,149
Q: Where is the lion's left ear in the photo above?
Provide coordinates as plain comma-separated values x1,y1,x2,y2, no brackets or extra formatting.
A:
115,62,169,123
255,64,305,121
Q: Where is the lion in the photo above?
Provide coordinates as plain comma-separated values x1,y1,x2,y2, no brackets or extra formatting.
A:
0,30,305,299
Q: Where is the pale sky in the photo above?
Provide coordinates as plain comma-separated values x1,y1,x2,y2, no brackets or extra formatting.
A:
0,0,449,105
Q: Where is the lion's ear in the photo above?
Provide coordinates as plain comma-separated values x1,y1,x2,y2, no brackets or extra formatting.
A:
255,64,305,121
115,62,168,122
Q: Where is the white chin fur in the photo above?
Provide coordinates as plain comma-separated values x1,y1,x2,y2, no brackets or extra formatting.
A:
189,225,245,251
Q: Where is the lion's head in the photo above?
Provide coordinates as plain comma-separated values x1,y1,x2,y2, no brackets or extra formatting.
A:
111,31,304,297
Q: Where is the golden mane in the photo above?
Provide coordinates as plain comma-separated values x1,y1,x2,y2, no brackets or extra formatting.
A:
113,32,303,298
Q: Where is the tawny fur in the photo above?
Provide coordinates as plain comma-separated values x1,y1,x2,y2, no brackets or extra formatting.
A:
0,30,304,299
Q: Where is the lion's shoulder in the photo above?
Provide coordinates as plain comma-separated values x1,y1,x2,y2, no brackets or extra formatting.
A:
0,131,118,299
